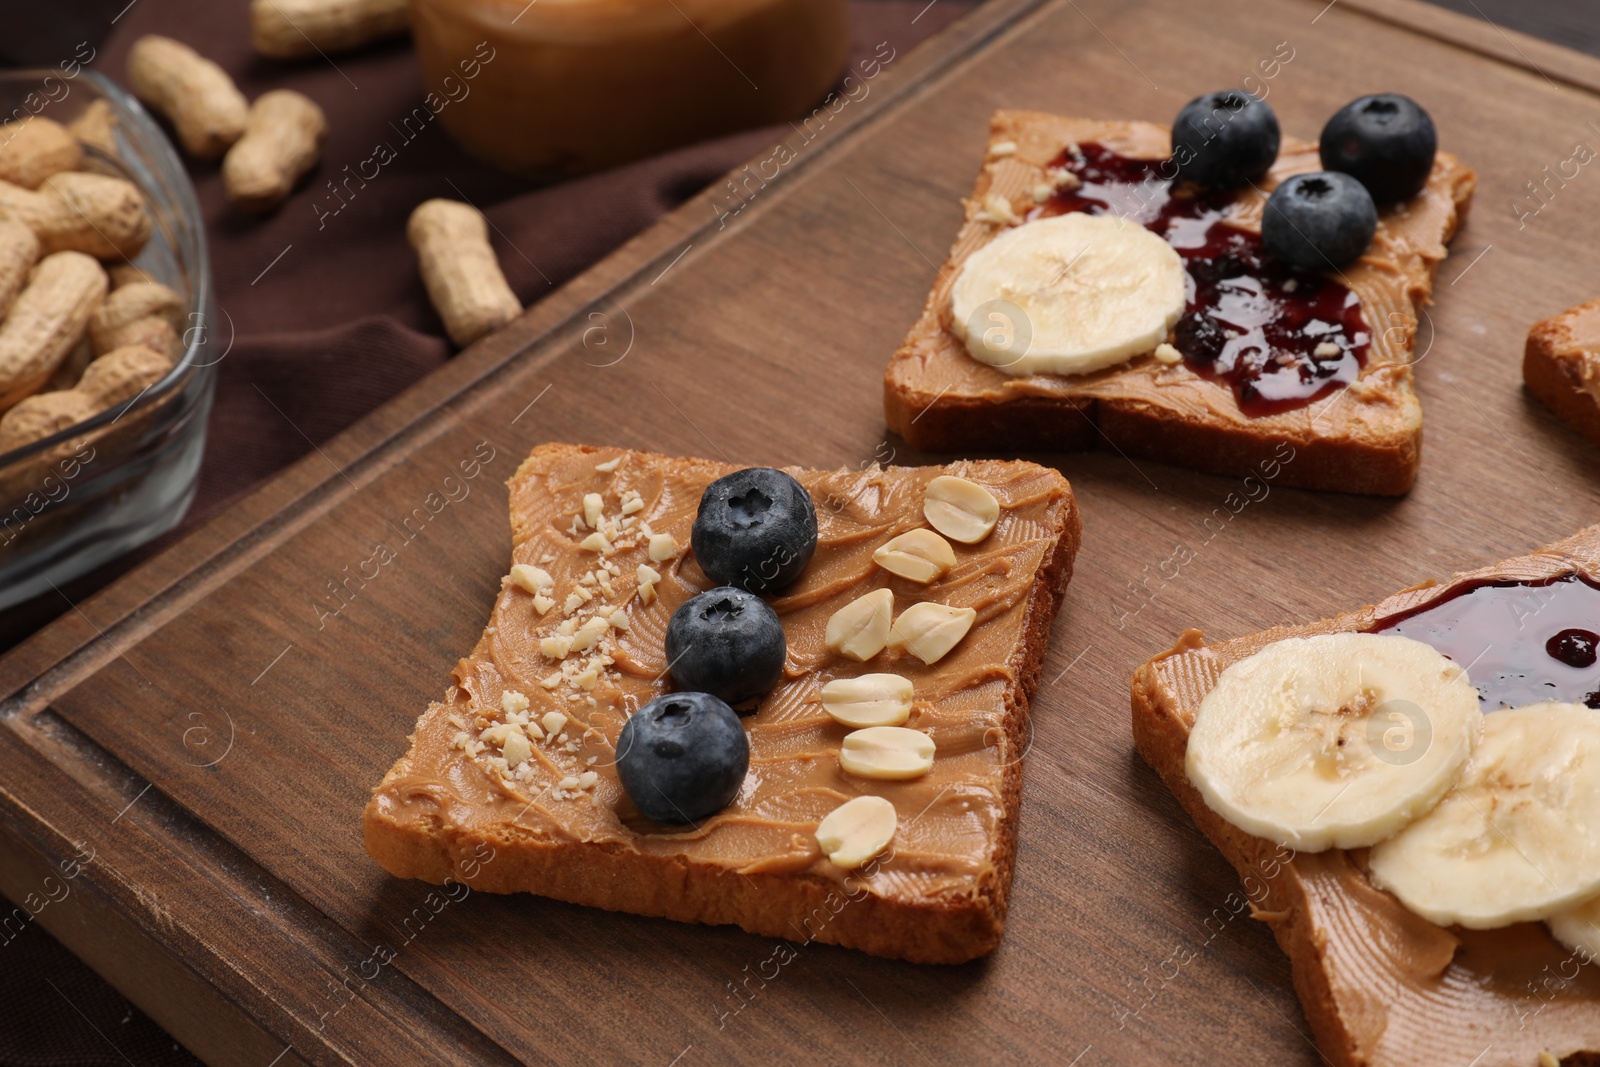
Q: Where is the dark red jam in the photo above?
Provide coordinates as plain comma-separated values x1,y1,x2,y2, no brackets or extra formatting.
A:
1373,575,1600,710
1036,143,1371,417
1548,629,1600,669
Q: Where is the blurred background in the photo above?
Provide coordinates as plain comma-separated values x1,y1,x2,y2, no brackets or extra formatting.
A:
0,0,1591,1062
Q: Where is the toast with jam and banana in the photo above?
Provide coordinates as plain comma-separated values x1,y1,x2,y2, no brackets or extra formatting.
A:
885,93,1476,495
1134,527,1600,1066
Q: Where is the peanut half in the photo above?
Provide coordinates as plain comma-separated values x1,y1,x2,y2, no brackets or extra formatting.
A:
0,251,107,409
127,35,248,160
251,0,410,59
825,588,894,662
89,281,183,356
816,795,896,869
0,172,153,259
223,90,327,213
872,528,955,583
839,726,936,781
819,673,914,728
0,118,84,189
407,199,522,347
888,602,976,666
923,475,1000,544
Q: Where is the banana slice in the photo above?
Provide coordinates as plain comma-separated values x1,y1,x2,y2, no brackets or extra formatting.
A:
1548,894,1600,959
950,212,1186,377
1186,633,1481,852
1371,703,1600,929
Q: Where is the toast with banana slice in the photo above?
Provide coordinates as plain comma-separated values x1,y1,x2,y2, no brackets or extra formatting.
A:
365,443,1081,964
1526,298,1600,451
1132,527,1600,1067
884,111,1477,495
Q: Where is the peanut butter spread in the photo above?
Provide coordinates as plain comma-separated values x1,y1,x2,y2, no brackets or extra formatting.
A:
368,445,1075,902
1144,536,1600,1065
887,112,1477,437
1534,298,1600,405
1555,301,1600,353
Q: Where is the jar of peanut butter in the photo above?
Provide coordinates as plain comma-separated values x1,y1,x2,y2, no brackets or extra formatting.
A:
409,0,851,176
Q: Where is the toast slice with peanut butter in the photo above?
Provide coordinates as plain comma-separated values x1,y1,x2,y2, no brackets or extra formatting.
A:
364,442,1080,964
1132,526,1600,1066
884,110,1477,495
1526,299,1600,451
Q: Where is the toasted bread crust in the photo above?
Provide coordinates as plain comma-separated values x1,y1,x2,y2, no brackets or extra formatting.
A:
365,443,1082,964
1131,527,1600,1066
1525,298,1600,450
885,111,1478,496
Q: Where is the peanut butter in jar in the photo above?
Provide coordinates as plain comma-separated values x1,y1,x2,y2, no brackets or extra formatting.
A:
409,0,852,176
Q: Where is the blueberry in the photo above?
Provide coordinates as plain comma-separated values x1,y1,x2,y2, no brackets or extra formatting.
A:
691,468,817,593
1174,312,1225,364
1185,251,1254,286
665,587,786,706
616,692,749,824
1171,90,1280,189
1261,172,1377,271
1320,94,1437,203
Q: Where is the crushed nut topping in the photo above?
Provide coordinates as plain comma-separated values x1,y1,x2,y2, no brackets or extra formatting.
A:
976,193,1019,225
648,533,678,562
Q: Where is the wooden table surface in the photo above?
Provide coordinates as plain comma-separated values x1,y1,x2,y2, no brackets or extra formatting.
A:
6,0,1600,1064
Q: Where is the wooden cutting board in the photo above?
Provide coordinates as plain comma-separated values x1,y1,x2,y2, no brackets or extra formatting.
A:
6,0,1600,1063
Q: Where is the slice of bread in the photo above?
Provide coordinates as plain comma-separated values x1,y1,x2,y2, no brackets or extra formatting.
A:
884,111,1477,496
364,443,1080,964
1131,526,1600,1066
1526,298,1600,450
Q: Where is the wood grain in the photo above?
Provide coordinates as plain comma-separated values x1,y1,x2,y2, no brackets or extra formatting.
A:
5,0,1600,1063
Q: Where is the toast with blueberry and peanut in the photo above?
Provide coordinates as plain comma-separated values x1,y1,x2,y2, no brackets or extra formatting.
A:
884,93,1476,495
363,443,1080,964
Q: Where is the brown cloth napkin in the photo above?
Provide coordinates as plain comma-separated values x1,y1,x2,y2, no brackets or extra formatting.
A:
0,2,975,1063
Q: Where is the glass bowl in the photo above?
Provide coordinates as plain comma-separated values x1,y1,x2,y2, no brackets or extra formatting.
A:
0,69,217,611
